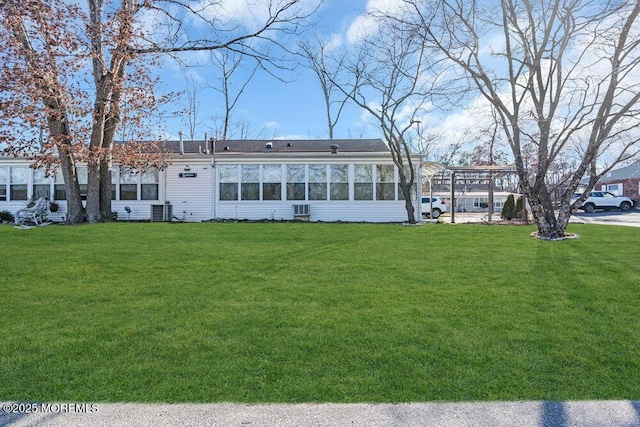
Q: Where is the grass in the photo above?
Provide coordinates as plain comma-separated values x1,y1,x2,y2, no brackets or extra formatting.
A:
1,221,639,403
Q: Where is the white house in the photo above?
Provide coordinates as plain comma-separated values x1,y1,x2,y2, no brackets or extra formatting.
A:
0,139,424,223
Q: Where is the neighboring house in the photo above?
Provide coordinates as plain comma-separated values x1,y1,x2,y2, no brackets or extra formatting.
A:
578,160,640,206
430,183,520,213
0,139,423,223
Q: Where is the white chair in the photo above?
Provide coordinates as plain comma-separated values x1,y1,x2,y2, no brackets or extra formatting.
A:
15,197,49,226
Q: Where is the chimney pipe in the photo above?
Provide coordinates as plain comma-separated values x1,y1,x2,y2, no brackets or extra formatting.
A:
204,132,210,154
178,131,184,155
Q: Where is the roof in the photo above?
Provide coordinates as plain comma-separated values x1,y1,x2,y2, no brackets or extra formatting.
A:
600,160,640,182
580,160,640,184
152,139,390,154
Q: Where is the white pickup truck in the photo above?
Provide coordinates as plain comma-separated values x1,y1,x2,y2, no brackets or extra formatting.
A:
571,191,635,213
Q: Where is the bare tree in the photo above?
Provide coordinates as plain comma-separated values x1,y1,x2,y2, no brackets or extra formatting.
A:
333,12,446,224
403,0,640,239
1,0,317,223
298,34,349,139
208,49,260,140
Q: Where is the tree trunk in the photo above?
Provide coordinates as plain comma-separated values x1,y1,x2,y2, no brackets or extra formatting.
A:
99,157,113,221
527,190,574,240
399,182,417,224
86,161,102,223
57,145,85,224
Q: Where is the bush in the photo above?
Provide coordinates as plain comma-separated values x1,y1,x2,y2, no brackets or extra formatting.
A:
501,194,516,220
514,196,524,220
0,210,14,223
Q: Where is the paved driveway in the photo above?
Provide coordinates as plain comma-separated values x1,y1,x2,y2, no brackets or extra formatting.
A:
570,208,640,227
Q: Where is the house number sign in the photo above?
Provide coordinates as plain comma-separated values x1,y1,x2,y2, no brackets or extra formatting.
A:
179,173,198,178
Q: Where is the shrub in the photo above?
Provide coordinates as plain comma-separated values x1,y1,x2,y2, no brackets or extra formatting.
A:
0,210,14,223
514,196,524,220
501,194,516,220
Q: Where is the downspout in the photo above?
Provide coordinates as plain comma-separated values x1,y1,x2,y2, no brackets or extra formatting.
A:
211,137,217,219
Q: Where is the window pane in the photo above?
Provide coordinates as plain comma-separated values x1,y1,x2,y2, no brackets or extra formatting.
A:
220,183,239,201
54,185,66,200
287,165,305,183
287,165,305,200
141,184,158,200
120,184,137,200
119,167,137,184
241,183,259,200
262,164,281,182
10,167,28,200
33,185,50,199
76,166,88,185
219,165,238,182
308,165,326,183
354,183,373,200
0,168,7,201
287,183,305,200
10,167,28,184
241,165,259,182
354,165,372,182
331,164,348,182
309,183,327,200
32,169,51,199
263,165,281,201
330,165,349,200
376,183,395,200
376,165,394,182
308,165,326,200
263,183,281,200
330,183,349,200
141,168,158,184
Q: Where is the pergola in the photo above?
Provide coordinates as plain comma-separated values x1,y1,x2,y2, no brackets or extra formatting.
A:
423,164,519,223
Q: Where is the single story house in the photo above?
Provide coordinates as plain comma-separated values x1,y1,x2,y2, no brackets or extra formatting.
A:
579,160,640,206
428,183,520,213
0,139,424,223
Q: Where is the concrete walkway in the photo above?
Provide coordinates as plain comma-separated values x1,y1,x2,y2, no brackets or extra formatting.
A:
2,401,640,426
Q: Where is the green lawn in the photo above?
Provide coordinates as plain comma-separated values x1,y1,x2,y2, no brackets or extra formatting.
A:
1,222,639,403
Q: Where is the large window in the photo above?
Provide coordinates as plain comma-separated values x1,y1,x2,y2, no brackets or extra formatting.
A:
473,197,489,209
33,169,51,199
0,168,7,201
77,166,88,200
141,169,159,200
330,165,349,200
54,169,66,200
219,165,239,201
308,165,327,201
262,164,282,201
287,165,305,200
10,167,28,201
119,167,138,200
354,165,373,200
241,165,260,200
376,165,395,200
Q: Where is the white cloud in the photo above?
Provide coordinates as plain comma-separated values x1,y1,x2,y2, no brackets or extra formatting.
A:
346,0,409,43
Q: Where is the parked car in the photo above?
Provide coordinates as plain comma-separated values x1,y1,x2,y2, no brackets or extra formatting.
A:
421,196,448,218
571,191,634,213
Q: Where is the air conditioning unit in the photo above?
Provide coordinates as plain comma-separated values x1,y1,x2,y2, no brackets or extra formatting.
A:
151,204,173,222
292,204,310,221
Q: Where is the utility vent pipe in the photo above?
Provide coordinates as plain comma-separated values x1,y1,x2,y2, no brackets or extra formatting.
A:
178,131,184,155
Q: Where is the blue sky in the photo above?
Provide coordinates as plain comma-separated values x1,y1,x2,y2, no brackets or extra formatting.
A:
152,0,379,141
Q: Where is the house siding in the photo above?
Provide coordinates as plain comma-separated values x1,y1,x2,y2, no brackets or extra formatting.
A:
599,178,640,206
164,160,214,222
1,139,423,223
